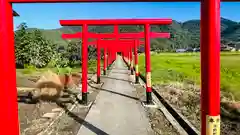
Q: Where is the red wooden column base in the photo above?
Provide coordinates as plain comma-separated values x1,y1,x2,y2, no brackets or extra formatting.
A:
128,51,130,70
145,24,153,104
130,45,134,75
103,48,107,75
97,40,101,84
81,24,88,105
134,40,139,84
107,49,110,70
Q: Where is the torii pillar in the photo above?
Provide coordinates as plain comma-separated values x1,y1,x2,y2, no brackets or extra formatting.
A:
103,48,107,75
0,1,19,134
107,48,110,69
134,39,139,83
96,39,101,84
130,44,134,75
200,0,221,134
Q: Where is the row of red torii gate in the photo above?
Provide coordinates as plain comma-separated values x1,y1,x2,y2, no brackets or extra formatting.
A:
60,21,172,105
59,18,221,135
1,0,221,135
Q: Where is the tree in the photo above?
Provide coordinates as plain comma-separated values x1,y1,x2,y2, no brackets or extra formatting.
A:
29,29,56,67
88,45,97,60
15,23,32,67
50,52,69,68
66,40,81,67
15,23,56,68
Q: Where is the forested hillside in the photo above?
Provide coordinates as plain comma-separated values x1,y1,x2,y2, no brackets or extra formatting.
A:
24,17,240,51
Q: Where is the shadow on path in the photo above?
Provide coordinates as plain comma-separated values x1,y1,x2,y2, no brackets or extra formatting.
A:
56,101,110,135
88,83,139,101
101,76,131,83
111,68,128,71
110,71,129,75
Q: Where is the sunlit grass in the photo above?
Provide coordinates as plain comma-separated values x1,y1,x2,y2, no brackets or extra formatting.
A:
138,52,240,100
16,60,100,75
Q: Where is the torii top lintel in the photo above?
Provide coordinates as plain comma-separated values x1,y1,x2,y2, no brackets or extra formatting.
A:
8,0,237,3
60,19,172,25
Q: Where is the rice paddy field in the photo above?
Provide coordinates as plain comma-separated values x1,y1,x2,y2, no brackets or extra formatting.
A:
138,52,240,100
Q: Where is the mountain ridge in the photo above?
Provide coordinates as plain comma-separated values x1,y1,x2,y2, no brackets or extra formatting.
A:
27,17,240,50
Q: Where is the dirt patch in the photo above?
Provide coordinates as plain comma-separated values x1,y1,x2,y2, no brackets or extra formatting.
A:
16,73,37,87
18,73,101,135
18,102,59,135
154,83,240,135
134,85,180,135
45,81,101,135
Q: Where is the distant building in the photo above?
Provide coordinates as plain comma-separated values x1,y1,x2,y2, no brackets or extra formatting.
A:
221,45,232,52
193,48,200,52
236,42,240,51
186,47,194,52
176,49,186,53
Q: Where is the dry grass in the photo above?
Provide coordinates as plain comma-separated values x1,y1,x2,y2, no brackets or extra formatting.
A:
138,53,240,134
154,83,240,135
34,70,63,101
17,69,82,102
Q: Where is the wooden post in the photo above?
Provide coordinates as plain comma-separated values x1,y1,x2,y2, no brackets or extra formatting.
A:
0,0,20,134
200,0,221,134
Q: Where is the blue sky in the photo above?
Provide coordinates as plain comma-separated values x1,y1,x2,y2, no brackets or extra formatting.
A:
12,2,240,30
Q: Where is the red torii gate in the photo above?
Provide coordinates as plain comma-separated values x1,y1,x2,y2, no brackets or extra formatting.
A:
0,0,222,135
62,33,143,83
101,39,136,72
62,34,112,83
59,19,171,106
87,32,171,77
63,38,132,84
63,31,170,84
62,33,116,75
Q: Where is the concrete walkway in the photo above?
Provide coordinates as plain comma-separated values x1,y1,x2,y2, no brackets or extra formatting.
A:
77,56,154,135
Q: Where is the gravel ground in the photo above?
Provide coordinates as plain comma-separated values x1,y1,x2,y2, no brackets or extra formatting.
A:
154,83,240,135
134,84,180,135
43,86,100,135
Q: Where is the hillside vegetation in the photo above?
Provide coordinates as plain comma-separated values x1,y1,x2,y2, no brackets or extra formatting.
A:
29,17,240,51
16,17,240,71
15,23,97,70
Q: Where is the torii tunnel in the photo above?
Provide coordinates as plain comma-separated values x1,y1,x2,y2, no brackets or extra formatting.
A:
61,31,170,82
60,20,171,105
0,0,223,135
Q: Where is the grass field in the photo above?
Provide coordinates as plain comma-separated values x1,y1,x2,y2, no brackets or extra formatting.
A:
16,60,98,75
138,52,240,100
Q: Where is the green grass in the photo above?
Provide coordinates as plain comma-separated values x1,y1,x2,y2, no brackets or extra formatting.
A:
16,60,100,75
138,52,240,100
